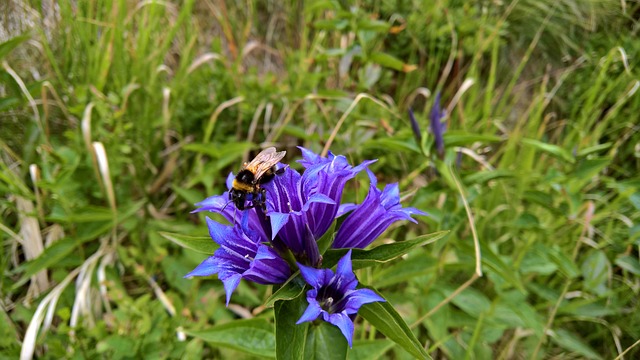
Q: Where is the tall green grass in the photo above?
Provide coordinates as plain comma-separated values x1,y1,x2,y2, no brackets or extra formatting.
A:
1,0,639,358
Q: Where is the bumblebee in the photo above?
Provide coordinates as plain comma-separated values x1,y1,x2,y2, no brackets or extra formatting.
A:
229,147,286,210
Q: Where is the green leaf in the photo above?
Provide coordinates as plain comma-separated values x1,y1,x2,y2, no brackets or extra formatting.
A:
183,141,254,158
569,158,611,192
158,231,217,254
363,138,421,154
47,206,114,222
581,250,610,296
550,329,602,360
304,321,348,360
373,256,438,287
348,340,394,360
323,231,448,269
547,246,580,279
523,190,562,214
615,255,640,275
521,138,575,164
12,238,77,289
0,34,30,60
356,18,390,32
463,241,524,291
275,293,311,360
464,169,515,185
359,290,432,359
264,274,306,308
185,318,275,358
369,52,410,72
317,221,336,255
576,142,611,156
443,131,503,146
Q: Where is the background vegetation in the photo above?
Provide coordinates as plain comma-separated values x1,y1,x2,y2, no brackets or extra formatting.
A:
1,0,639,358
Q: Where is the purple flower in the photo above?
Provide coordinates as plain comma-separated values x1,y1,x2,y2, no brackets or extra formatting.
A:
193,173,271,242
296,250,385,347
184,216,291,305
332,170,427,249
186,147,425,306
429,92,447,158
408,107,422,144
264,147,374,266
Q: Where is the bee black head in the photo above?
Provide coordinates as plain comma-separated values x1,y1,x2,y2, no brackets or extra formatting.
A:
236,169,255,184
229,189,247,210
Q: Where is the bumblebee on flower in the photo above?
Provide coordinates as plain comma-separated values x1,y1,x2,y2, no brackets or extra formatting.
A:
185,147,426,346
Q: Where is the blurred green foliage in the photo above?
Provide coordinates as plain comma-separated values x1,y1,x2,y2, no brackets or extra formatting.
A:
1,0,639,358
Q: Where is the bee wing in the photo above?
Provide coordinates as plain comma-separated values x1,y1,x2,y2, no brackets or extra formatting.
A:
244,147,286,180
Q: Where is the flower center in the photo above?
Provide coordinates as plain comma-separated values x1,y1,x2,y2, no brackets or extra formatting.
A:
318,285,345,313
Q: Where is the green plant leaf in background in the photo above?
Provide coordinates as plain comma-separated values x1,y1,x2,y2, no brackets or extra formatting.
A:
275,293,311,360
348,340,394,360
550,328,603,360
264,274,306,308
323,231,448,269
358,289,432,359
159,231,218,254
0,34,30,60
304,321,349,360
185,318,275,358
521,138,575,164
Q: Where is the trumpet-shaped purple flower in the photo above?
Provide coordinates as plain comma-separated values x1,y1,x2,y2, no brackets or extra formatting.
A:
263,147,374,266
333,170,427,249
193,173,271,241
296,250,385,347
186,147,425,306
184,216,290,305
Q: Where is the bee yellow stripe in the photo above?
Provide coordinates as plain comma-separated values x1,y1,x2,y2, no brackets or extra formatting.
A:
232,179,254,192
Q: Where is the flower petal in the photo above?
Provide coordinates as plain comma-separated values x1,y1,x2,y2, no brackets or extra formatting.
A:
184,256,218,278
269,212,290,240
298,263,332,289
220,273,242,305
296,296,323,324
335,250,354,282
337,203,357,217
324,312,355,348
343,288,385,315
226,172,235,190
332,177,427,249
243,245,291,284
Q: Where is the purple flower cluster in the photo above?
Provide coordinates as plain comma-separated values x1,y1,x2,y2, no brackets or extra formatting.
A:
186,147,426,345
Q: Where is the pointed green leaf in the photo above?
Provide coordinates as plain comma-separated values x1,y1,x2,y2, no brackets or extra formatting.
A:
0,34,30,60
264,274,305,308
359,290,432,359
323,231,448,269
615,255,640,276
349,340,394,360
183,142,254,158
304,321,348,360
547,246,580,279
443,131,503,146
550,329,602,360
12,238,77,289
369,52,413,71
159,231,217,254
275,293,311,360
363,138,421,154
581,250,610,296
185,318,275,358
521,138,575,164
464,169,515,185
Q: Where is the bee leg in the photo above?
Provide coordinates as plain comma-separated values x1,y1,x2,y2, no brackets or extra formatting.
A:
259,188,267,211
